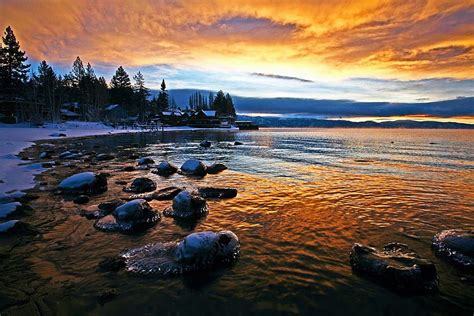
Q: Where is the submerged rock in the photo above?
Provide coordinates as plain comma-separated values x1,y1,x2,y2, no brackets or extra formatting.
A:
206,163,228,174
123,177,156,193
180,159,207,177
350,243,439,294
0,220,35,235
154,161,178,176
96,153,115,161
39,151,52,159
198,187,237,199
432,229,474,271
234,141,243,146
137,157,155,166
122,165,136,172
94,199,160,233
58,172,107,195
163,191,208,220
0,202,23,219
200,140,211,148
120,230,240,275
127,186,182,201
73,195,90,204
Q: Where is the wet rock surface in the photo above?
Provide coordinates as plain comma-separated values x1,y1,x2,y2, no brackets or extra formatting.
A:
163,191,208,220
154,161,178,176
180,159,207,177
96,153,115,161
198,187,237,199
200,140,211,148
73,195,90,204
94,199,160,233
123,177,157,193
58,172,107,195
350,243,439,294
127,186,182,201
432,229,474,271
206,163,228,174
120,231,240,275
137,157,155,166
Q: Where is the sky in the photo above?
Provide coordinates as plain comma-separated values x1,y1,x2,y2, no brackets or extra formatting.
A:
1,0,473,120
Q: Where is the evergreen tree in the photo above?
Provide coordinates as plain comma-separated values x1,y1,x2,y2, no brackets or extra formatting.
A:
110,66,133,113
208,92,214,109
0,26,30,99
225,93,236,117
211,90,236,117
36,60,58,120
133,71,149,121
157,79,168,111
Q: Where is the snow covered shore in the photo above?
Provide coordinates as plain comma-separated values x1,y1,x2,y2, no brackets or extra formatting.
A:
0,121,236,198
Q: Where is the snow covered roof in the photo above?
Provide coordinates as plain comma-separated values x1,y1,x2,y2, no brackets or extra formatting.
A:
162,110,183,117
105,104,120,111
60,109,80,117
203,111,216,117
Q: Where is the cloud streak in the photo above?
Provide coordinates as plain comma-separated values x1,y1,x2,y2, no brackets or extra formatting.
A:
251,73,313,83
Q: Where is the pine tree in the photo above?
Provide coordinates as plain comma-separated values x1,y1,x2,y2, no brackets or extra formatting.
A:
133,71,149,121
110,66,133,114
36,60,58,120
225,93,236,117
157,79,168,111
208,92,214,109
0,26,30,98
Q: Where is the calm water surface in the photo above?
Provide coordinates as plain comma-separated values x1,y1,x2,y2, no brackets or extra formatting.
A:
2,128,473,315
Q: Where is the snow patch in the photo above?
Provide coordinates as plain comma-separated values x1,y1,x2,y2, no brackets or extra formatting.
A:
0,202,22,218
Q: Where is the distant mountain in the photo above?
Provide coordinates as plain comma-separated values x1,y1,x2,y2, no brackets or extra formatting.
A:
149,89,473,127
238,115,474,129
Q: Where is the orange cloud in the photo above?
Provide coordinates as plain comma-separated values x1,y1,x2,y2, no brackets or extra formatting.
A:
1,0,473,80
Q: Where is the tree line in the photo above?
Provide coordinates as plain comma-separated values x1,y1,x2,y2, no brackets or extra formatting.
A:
0,26,236,122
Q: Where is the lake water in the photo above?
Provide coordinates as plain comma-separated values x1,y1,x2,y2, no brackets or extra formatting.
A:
2,128,473,315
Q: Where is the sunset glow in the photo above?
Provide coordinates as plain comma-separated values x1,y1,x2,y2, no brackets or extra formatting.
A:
1,0,473,119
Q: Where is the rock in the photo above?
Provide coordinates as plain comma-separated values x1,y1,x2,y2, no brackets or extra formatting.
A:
115,180,128,185
154,161,178,176
198,187,237,199
163,191,208,220
234,141,243,145
432,229,474,271
0,191,26,203
98,200,124,212
58,172,107,195
127,186,182,201
200,140,211,148
58,151,73,158
39,151,52,159
49,132,66,137
137,157,155,166
73,195,90,204
180,159,207,177
0,202,23,219
96,153,115,161
97,288,118,305
206,163,227,174
350,243,439,294
0,220,35,235
122,165,136,172
94,199,160,233
120,230,240,275
98,257,125,272
123,177,156,193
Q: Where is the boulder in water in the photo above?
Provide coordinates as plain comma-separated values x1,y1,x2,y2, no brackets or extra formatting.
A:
234,141,243,146
432,229,474,271
180,159,207,177
200,140,211,148
39,151,52,159
96,153,115,161
137,157,155,166
73,195,90,204
154,161,178,176
120,230,240,275
163,191,208,220
0,202,23,219
58,172,107,195
123,177,156,193
206,163,227,174
122,165,136,172
94,199,160,233
127,186,182,201
350,243,439,294
198,187,237,199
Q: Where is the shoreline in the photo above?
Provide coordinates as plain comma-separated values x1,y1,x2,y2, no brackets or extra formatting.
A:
0,121,237,198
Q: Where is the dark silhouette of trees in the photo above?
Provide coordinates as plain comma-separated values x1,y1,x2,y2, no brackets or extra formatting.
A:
189,91,208,110
211,90,236,117
110,66,133,113
133,71,149,121
0,26,30,99
35,60,58,120
157,79,169,112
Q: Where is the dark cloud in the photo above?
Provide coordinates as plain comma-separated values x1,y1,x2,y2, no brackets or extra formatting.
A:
251,73,313,83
